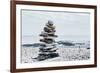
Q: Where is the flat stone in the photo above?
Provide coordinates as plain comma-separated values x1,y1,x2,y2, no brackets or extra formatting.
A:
34,53,59,61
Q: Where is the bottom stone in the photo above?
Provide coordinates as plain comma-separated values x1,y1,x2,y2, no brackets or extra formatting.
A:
34,53,59,61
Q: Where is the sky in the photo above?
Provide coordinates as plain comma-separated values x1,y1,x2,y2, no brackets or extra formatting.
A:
21,9,90,43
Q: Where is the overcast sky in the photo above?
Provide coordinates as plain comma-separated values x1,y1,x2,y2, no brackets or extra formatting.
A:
21,9,90,38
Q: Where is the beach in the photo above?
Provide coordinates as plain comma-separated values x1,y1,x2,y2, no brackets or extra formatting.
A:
21,46,90,63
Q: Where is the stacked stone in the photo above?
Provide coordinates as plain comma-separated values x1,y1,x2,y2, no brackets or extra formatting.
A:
37,20,59,61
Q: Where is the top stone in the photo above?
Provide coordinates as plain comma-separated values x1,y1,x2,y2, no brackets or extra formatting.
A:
47,20,54,26
44,20,56,33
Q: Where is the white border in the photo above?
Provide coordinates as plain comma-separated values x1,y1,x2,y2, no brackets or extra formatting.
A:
16,5,95,69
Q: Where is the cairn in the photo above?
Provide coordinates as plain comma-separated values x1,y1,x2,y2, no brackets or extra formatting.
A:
36,20,59,61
